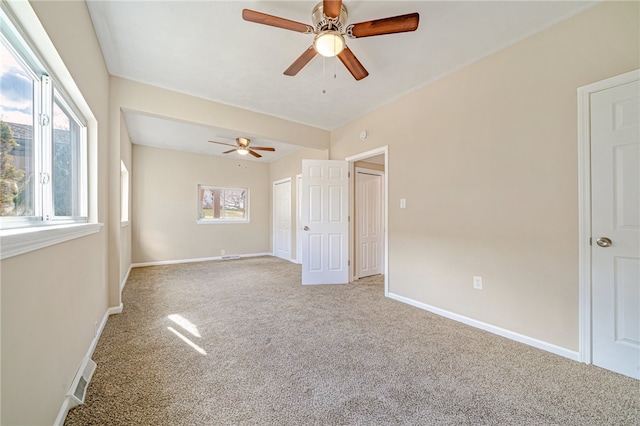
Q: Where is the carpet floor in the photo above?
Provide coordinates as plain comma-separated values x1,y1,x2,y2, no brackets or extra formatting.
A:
65,256,639,425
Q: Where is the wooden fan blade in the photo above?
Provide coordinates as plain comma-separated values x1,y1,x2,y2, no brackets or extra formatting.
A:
250,146,276,152
248,149,262,158
348,13,419,38
284,46,318,76
337,46,369,81
222,149,236,154
209,141,237,147
323,0,342,19
242,9,313,33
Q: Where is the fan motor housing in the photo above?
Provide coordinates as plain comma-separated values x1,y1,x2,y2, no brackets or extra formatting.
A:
312,2,348,32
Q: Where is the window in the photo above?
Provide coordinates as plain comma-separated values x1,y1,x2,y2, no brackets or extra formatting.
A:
0,5,87,230
197,185,249,223
120,160,129,224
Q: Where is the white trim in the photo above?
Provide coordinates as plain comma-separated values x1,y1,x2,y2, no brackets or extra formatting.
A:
345,146,389,296
296,174,302,264
54,398,73,426
53,303,122,426
577,69,640,364
388,292,580,362
0,222,103,260
196,219,251,224
272,177,292,261
131,252,272,268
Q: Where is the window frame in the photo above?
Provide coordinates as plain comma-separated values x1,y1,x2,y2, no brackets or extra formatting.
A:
0,1,100,260
120,160,129,225
0,3,88,230
197,185,250,224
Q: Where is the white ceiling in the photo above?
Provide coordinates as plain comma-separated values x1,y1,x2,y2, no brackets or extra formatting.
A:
87,1,597,161
123,111,303,162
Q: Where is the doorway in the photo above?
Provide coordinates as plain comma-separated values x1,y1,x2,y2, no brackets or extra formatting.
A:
578,69,639,379
355,167,384,278
273,178,291,261
346,146,389,295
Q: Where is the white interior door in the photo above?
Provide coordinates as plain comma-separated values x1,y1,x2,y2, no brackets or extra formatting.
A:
356,168,383,278
296,174,302,264
591,78,640,379
301,160,349,285
273,179,291,261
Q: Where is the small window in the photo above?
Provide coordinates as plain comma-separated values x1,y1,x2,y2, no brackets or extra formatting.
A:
120,160,129,223
197,185,249,223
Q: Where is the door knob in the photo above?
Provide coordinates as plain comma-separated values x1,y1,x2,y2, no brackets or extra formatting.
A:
303,226,309,231
596,237,612,247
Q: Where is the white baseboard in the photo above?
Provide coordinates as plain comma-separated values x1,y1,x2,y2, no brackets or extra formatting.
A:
54,303,123,426
54,398,73,426
387,292,580,362
131,252,272,268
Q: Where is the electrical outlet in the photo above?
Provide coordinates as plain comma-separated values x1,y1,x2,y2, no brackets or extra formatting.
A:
473,276,483,290
400,198,407,209
221,249,226,255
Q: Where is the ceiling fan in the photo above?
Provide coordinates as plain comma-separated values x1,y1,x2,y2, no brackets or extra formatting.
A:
242,0,419,81
209,137,276,158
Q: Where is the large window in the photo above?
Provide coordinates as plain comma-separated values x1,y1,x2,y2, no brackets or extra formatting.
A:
0,6,87,229
198,185,249,223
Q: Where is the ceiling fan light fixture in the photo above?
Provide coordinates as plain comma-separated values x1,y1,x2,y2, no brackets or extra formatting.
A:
237,147,249,155
314,31,345,57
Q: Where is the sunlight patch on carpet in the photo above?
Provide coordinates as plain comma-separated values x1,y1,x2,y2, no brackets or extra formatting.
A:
167,326,207,355
168,314,201,338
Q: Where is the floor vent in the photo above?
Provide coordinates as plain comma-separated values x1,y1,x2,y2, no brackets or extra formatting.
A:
221,255,241,260
68,357,97,409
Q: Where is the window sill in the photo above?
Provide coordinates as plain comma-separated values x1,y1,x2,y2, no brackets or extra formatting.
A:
196,220,250,225
0,222,103,260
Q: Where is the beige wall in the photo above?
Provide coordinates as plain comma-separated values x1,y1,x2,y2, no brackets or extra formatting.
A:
1,1,111,425
269,148,329,262
330,1,639,351
354,161,384,172
111,77,330,151
132,145,271,263
110,77,331,265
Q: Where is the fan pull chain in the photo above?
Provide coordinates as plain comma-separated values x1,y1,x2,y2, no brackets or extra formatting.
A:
322,56,326,94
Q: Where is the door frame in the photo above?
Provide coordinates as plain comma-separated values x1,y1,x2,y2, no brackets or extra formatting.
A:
272,177,292,261
355,167,385,279
296,174,302,264
577,69,640,364
346,146,389,296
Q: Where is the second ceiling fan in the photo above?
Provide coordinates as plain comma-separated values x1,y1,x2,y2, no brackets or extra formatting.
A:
209,137,275,158
242,0,420,81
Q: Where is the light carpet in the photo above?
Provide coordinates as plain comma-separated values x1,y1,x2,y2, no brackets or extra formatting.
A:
65,256,639,425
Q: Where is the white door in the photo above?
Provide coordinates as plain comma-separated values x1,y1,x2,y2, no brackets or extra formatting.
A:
591,78,640,379
273,179,291,260
301,160,349,285
296,174,302,264
356,169,383,278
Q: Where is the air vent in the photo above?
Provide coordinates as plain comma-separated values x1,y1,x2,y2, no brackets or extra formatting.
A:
67,357,96,409
221,255,241,260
